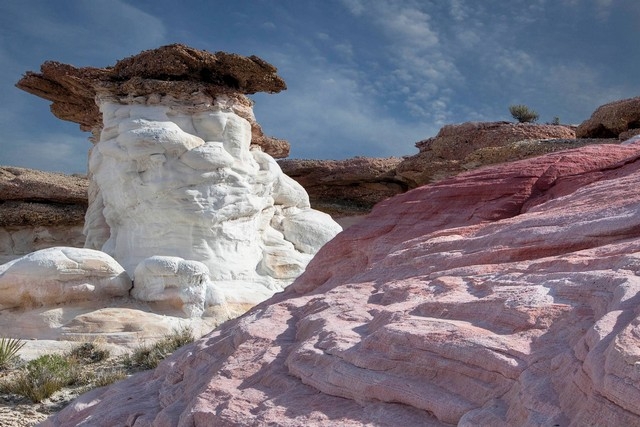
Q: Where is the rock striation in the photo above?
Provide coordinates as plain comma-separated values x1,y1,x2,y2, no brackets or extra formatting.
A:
278,157,406,219
0,167,87,263
43,141,640,426
576,96,640,139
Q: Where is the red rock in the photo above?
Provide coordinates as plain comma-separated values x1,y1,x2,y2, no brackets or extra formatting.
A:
42,142,640,426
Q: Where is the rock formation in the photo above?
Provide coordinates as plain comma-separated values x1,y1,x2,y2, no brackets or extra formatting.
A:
0,167,87,264
43,141,640,426
278,157,406,220
276,122,615,219
1,45,341,348
576,96,640,139
16,44,290,158
395,121,586,187
0,247,130,309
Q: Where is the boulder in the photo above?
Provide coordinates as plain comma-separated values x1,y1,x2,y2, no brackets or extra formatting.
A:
43,142,640,426
0,247,130,309
132,256,227,318
576,96,640,138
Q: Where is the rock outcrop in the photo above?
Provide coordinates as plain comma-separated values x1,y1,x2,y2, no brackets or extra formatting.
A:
43,141,640,426
395,121,586,187
16,43,290,158
278,157,406,218
576,96,640,139
2,45,341,347
0,167,87,263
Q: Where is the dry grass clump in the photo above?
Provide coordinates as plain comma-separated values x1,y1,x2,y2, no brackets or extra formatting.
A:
124,326,194,370
0,328,194,405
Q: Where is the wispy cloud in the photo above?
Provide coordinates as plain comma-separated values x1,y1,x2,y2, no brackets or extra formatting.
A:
1,132,90,174
0,0,168,172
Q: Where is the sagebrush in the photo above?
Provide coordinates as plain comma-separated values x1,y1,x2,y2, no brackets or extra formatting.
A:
509,104,539,123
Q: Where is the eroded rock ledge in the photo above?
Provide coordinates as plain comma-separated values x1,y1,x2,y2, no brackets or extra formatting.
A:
16,44,290,158
0,167,87,263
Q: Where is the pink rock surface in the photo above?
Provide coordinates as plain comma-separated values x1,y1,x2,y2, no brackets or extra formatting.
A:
44,143,640,426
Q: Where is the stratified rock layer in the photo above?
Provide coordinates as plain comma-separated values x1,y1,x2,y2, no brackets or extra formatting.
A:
16,44,290,158
395,121,584,186
0,167,88,263
44,142,640,426
278,157,406,217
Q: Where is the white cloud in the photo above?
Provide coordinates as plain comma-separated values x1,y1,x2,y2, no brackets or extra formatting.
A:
252,58,435,159
340,0,366,16
261,21,276,30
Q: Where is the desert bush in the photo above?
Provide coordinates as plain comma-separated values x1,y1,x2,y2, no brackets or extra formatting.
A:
69,342,110,364
0,337,25,370
125,326,194,370
0,354,79,402
509,104,539,123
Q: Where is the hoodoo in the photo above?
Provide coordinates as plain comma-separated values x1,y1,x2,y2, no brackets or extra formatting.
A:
2,45,341,338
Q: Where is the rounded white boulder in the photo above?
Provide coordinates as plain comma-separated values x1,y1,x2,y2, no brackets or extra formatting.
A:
0,247,131,309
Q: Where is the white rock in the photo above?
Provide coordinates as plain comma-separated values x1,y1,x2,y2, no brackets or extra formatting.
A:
132,256,228,318
0,247,131,309
82,95,342,314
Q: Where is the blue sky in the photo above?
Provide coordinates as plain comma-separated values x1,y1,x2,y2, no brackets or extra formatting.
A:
1,0,639,174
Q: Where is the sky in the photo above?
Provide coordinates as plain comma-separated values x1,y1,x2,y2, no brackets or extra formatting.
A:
0,0,639,174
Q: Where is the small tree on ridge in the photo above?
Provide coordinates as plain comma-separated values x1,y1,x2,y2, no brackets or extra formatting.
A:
509,104,539,123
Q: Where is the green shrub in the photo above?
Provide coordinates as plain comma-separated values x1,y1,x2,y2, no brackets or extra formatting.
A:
0,337,25,370
509,104,539,123
125,326,194,370
0,354,79,402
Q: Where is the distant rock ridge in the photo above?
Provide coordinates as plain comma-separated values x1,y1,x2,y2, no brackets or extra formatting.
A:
280,122,618,213
16,43,290,158
278,157,406,217
0,167,87,263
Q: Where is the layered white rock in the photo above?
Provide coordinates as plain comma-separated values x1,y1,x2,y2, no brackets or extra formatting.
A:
0,247,131,309
84,94,341,311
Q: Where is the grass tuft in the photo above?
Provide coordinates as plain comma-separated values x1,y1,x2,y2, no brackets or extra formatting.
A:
125,326,194,370
68,342,110,364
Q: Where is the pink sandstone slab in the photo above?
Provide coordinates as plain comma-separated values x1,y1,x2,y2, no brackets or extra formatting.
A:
43,142,640,426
